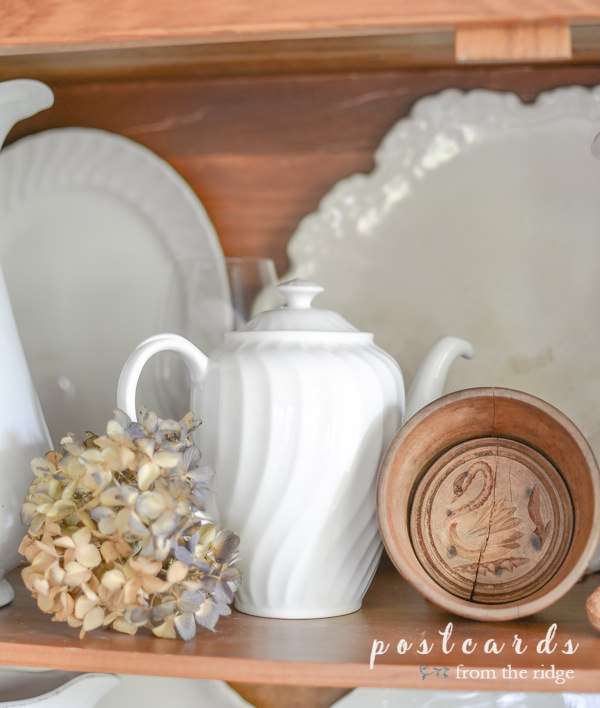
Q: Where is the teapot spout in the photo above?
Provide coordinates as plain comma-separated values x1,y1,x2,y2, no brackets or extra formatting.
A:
405,336,473,421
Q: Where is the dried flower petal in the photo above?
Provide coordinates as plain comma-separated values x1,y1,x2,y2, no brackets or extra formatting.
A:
127,512,149,537
31,457,57,478
152,617,176,639
174,544,194,566
174,612,196,641
212,530,240,563
152,601,176,622
75,596,96,620
72,528,91,547
54,535,76,549
179,590,205,614
141,575,170,594
106,420,124,438
136,492,166,520
101,569,126,591
195,598,221,631
113,618,138,635
100,487,122,507
82,607,105,634
81,582,99,603
153,451,180,469
129,607,150,624
151,512,177,537
167,561,188,584
138,463,160,491
126,422,145,440
75,543,101,569
100,541,119,564
37,592,57,613
98,516,117,536
33,577,50,596
136,438,155,458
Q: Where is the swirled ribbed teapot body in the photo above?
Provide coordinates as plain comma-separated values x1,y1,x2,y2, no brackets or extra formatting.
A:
198,327,404,616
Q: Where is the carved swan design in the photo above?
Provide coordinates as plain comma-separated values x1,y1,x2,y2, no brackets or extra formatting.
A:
448,461,495,517
445,461,525,570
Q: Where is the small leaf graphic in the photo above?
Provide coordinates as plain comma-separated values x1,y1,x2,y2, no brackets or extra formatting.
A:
528,486,543,522
528,486,550,547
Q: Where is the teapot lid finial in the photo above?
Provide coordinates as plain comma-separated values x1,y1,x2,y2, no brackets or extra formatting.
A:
242,278,359,334
278,279,324,310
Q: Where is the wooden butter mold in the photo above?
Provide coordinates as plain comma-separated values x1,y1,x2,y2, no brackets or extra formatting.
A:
378,387,600,621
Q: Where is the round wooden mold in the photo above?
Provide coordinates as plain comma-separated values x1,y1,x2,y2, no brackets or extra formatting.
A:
378,388,600,621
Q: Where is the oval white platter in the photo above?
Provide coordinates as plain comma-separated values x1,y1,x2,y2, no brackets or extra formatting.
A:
0,128,231,443
285,87,600,570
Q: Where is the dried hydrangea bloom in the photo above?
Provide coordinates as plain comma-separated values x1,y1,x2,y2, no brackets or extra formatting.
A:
20,408,241,640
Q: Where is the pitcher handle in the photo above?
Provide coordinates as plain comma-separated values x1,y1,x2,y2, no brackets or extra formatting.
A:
117,333,209,420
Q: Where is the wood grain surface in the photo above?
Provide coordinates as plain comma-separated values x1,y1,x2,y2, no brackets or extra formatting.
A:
0,33,458,81
455,21,572,62
1,565,599,691
227,683,351,708
2,1,600,53
2,26,600,83
3,64,600,276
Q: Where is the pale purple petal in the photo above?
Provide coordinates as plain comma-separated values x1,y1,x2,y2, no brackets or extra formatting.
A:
126,422,146,440
174,545,194,565
152,601,176,622
212,580,234,605
195,599,219,631
178,590,206,613
175,612,197,640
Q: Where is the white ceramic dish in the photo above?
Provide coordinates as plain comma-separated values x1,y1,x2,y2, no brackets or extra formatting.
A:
335,688,596,707
285,86,600,571
0,128,231,443
0,670,118,707
96,676,249,708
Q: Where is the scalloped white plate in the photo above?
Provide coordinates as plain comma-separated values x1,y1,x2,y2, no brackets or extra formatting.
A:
0,128,230,443
286,87,600,571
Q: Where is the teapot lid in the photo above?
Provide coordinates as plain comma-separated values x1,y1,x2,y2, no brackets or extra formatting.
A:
243,279,359,333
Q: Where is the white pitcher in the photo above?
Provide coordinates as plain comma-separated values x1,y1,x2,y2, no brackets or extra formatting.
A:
0,80,53,606
118,279,473,618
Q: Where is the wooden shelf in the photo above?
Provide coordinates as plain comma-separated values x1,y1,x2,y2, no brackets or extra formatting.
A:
0,566,598,691
2,24,600,83
1,1,600,62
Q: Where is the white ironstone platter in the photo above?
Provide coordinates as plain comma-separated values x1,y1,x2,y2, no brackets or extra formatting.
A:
0,128,231,442
285,87,600,572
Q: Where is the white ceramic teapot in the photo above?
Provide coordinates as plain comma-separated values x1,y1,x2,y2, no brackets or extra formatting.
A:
0,80,53,607
118,279,473,618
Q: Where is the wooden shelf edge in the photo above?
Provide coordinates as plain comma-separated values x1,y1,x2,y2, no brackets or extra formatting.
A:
2,1,600,57
0,568,598,691
3,645,600,693
2,25,600,82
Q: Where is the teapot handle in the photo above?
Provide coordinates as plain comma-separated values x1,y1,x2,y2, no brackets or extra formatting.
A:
117,333,209,421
